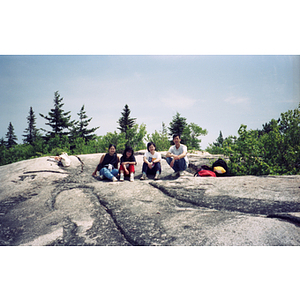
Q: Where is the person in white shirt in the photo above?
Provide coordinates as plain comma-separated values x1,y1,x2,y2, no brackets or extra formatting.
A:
140,142,161,180
166,134,188,176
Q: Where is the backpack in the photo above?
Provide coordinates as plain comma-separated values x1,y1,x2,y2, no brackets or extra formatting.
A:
194,159,229,177
194,165,216,177
211,158,229,176
196,169,217,177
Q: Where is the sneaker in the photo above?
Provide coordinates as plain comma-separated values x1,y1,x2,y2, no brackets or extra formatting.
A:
130,173,134,182
99,175,104,180
154,173,160,180
140,173,148,180
120,173,124,181
112,177,118,182
179,171,184,176
172,171,179,177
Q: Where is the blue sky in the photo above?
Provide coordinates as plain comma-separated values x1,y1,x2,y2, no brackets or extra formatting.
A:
1,1,299,150
0,55,299,149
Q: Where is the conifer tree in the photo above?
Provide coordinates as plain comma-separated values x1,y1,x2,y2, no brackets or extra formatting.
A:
117,104,136,140
5,122,18,148
23,106,38,145
213,131,224,148
40,91,73,139
168,112,187,138
70,105,100,142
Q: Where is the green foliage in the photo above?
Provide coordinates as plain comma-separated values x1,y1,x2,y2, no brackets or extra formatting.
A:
168,112,207,150
97,131,127,153
147,122,170,151
117,104,136,142
126,123,147,151
23,106,38,145
5,122,18,148
69,105,99,144
40,91,73,139
182,123,208,150
168,112,187,139
206,104,300,176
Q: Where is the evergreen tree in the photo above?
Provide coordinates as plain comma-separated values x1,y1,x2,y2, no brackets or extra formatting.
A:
23,106,38,145
117,104,136,141
5,122,18,148
0,137,5,147
168,112,187,140
40,91,73,139
70,105,100,143
213,131,224,148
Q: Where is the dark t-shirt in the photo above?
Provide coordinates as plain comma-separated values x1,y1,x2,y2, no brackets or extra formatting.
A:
120,155,136,164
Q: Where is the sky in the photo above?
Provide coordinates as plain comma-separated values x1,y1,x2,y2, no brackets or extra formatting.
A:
0,55,299,149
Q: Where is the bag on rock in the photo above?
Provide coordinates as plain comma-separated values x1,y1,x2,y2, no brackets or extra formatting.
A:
194,166,216,177
59,153,71,167
197,169,217,177
211,158,229,176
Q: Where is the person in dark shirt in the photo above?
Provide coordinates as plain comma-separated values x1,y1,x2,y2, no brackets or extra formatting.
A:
92,144,119,182
119,146,137,182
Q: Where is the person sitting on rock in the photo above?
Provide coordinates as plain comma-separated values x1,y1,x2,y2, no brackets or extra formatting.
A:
119,146,137,182
140,142,161,180
166,134,189,177
92,144,119,182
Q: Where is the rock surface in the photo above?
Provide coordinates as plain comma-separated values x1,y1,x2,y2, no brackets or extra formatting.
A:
1,152,300,246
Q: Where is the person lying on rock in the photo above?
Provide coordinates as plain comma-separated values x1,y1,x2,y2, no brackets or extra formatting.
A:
140,142,161,180
166,134,189,177
92,144,119,182
119,146,137,182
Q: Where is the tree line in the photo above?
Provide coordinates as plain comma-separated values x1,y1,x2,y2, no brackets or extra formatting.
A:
206,103,300,176
0,91,207,166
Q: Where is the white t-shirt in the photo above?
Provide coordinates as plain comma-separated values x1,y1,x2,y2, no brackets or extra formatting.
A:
144,151,161,163
168,144,189,164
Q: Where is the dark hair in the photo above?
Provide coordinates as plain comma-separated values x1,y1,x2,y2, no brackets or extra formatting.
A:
122,146,134,158
147,142,156,152
108,144,116,150
173,134,181,140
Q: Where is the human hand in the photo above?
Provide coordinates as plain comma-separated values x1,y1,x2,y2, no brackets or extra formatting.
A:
170,159,175,168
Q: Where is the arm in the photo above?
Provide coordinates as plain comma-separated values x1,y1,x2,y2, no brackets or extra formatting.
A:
152,153,161,163
92,154,105,176
166,151,181,160
175,151,187,160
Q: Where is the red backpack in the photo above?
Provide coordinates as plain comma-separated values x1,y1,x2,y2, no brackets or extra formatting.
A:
194,165,217,177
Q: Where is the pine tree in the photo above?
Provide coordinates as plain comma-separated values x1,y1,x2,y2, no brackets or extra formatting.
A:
40,91,73,139
70,105,100,142
168,112,187,139
23,106,38,145
213,131,224,148
5,122,18,148
0,137,5,147
117,104,136,140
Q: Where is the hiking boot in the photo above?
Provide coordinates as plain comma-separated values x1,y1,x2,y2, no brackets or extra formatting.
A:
140,173,148,180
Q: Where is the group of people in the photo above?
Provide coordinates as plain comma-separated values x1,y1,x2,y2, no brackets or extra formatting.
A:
92,134,189,182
